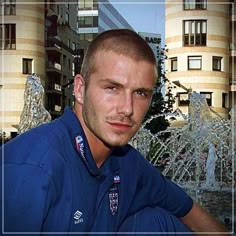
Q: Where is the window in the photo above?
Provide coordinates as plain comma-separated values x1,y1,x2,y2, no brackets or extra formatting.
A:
65,12,69,24
93,0,98,9
65,0,69,9
0,0,16,15
0,24,16,49
178,92,189,106
68,98,71,107
79,0,98,10
22,58,33,74
49,1,55,11
67,39,70,48
188,56,202,70
63,75,67,85
63,55,67,66
60,7,63,18
78,16,98,28
222,93,227,108
72,62,75,76
184,20,207,46
79,33,97,42
72,42,76,51
200,92,212,106
212,56,222,71
170,57,177,71
68,58,71,69
184,0,207,10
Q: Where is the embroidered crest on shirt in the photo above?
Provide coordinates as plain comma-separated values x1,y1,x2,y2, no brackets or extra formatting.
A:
74,210,84,224
109,175,120,216
75,135,86,161
113,175,120,184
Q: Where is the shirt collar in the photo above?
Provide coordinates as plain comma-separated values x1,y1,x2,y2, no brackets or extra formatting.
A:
60,107,120,176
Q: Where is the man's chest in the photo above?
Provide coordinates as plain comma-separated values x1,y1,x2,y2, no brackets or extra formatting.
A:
68,165,121,232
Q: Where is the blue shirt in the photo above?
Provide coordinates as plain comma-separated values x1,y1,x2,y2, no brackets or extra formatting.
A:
0,107,193,234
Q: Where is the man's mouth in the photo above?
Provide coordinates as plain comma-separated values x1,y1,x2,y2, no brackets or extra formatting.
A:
107,121,133,131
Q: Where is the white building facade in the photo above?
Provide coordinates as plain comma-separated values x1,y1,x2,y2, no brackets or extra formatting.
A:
165,0,235,118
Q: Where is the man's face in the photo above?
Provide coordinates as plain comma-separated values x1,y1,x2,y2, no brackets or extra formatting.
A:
81,51,156,148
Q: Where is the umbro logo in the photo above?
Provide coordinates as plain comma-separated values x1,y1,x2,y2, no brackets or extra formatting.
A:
74,210,84,224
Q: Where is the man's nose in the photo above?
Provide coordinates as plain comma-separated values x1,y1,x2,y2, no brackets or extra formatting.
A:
117,93,134,117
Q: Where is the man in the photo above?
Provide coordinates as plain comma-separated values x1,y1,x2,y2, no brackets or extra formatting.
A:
0,29,227,235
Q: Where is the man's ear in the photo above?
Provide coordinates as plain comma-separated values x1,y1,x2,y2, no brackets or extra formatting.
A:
74,74,85,104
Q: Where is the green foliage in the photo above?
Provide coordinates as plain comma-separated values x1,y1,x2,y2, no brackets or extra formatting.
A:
144,45,176,135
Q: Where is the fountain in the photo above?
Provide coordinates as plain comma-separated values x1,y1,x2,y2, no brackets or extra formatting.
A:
204,142,219,189
130,92,235,232
18,74,51,134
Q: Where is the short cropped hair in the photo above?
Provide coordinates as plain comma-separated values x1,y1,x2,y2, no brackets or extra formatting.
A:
80,29,157,83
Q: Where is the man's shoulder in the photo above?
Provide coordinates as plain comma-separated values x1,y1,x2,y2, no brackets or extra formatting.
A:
6,118,63,144
1,118,70,167
1,118,75,195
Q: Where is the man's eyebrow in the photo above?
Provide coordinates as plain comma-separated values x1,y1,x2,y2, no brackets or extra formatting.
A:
100,78,154,93
99,78,124,88
136,87,153,93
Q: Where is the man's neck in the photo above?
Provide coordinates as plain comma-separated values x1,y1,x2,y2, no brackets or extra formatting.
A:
73,106,112,168
85,133,113,168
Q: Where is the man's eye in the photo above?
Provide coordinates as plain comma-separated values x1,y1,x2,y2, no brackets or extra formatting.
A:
136,90,148,97
106,86,117,91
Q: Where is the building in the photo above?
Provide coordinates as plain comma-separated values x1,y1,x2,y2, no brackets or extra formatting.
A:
0,1,46,138
0,0,79,137
165,0,235,118
138,32,162,83
45,0,79,120
229,1,236,110
138,32,162,62
77,0,133,61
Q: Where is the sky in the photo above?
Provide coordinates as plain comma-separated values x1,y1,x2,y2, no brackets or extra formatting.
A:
109,0,165,46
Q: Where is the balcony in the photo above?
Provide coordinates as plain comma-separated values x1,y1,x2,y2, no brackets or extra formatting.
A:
45,1,57,16
47,83,62,94
230,77,236,91
47,104,62,119
230,43,236,57
46,43,61,54
54,105,61,112
46,42,62,60
46,61,62,75
46,36,62,55
230,84,236,92
231,49,236,57
54,63,61,70
54,83,62,91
